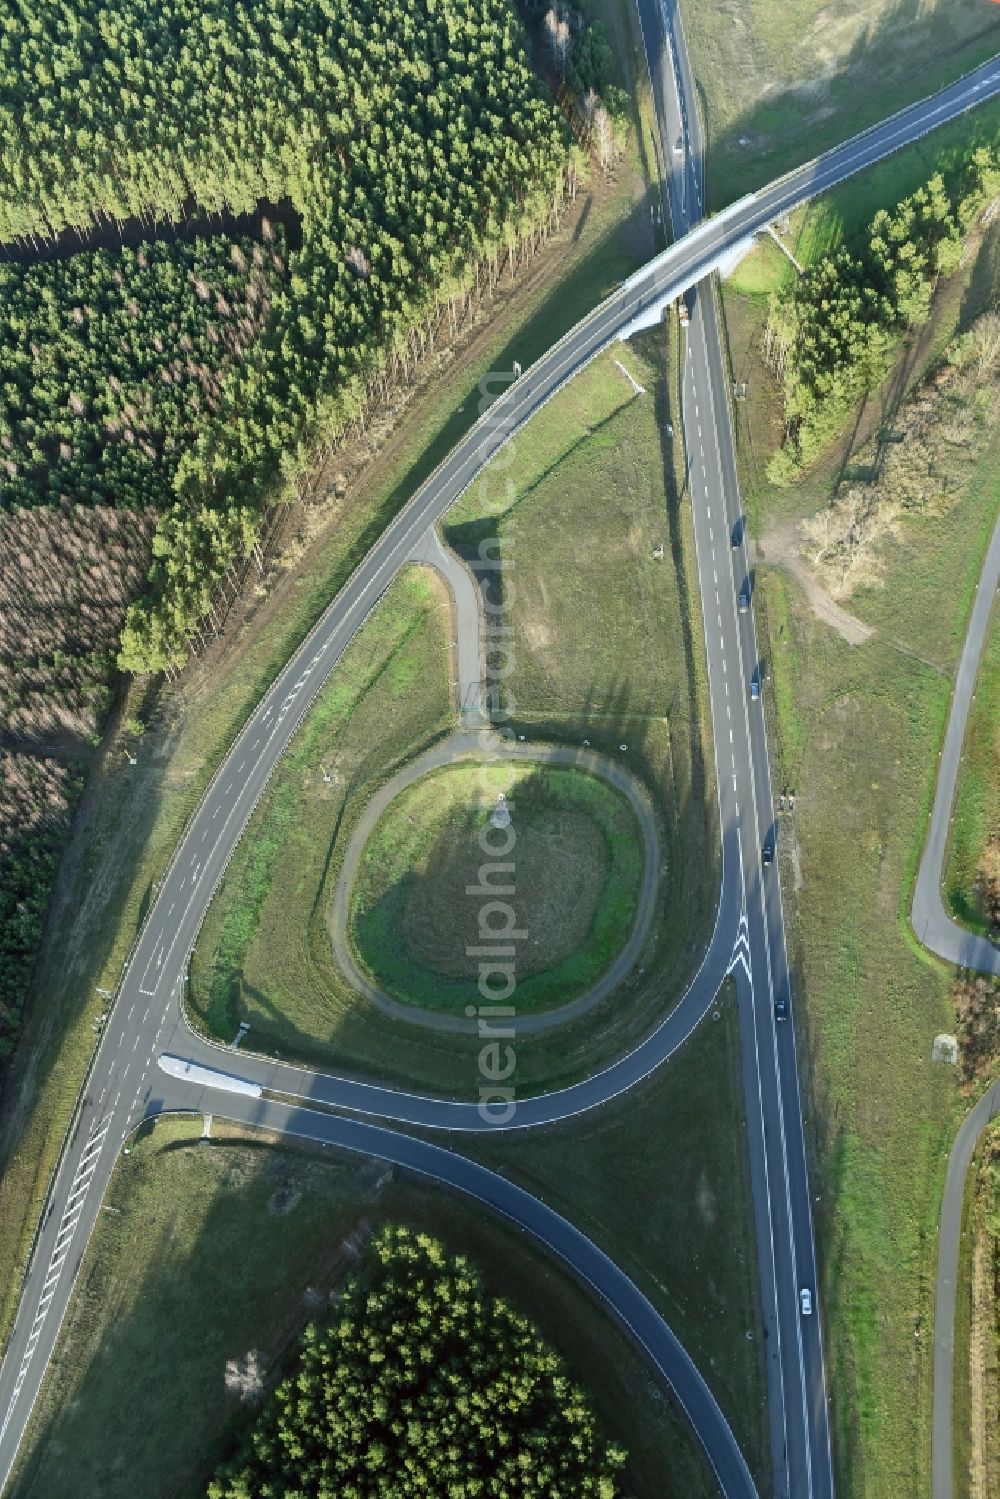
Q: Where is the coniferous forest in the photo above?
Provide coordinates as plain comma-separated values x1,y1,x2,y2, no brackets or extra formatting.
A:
208,1226,626,1498
0,0,573,672
0,0,601,1072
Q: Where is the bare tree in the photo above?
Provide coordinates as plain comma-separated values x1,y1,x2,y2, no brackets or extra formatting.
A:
579,87,598,137
593,105,613,173
544,6,572,77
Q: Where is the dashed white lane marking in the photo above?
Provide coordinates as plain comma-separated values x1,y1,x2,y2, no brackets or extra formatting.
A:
238,760,245,773
730,728,734,743
127,1004,134,1020
223,783,232,796
167,902,174,917
5,1112,116,1419
706,507,711,519
213,807,220,819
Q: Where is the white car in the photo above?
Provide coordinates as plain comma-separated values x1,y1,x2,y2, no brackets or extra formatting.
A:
799,1288,813,1317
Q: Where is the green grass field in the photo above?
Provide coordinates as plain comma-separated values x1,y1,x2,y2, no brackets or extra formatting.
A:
721,211,1000,1493
0,0,663,1353
187,564,459,1055
725,95,1000,303
11,1026,759,1499
681,0,1000,211
446,331,717,998
472,985,768,1488
188,335,713,1096
350,762,643,1013
944,601,1000,935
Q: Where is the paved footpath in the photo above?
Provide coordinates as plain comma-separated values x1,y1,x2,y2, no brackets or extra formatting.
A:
920,516,1000,1499
913,512,1000,978
326,730,663,1036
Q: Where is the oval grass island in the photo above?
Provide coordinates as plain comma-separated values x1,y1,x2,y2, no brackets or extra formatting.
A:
328,737,663,1034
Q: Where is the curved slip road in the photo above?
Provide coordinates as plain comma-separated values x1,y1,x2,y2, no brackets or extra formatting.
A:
326,731,663,1037
165,1095,758,1499
4,53,1000,1499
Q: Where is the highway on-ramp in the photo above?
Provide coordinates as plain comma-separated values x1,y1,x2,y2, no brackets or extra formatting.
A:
4,49,1000,1499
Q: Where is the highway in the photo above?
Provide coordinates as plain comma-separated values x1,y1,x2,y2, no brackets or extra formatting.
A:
636,2,831,1494
3,44,1000,1499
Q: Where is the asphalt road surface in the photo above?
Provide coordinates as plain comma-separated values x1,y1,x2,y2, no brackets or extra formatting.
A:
636,2,832,1493
912,511,1000,977
902,512,1000,1499
325,730,663,1036
3,48,1000,1499
932,1075,1000,1499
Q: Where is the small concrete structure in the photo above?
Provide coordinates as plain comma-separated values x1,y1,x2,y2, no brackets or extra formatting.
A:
932,1034,958,1065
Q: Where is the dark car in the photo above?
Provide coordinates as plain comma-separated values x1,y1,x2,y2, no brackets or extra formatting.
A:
774,994,788,1021
762,839,774,866
731,518,743,548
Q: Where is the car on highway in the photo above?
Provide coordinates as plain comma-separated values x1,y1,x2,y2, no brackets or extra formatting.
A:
731,518,743,548
674,134,683,155
800,1288,813,1317
774,994,788,1022
750,673,760,702
738,580,750,612
762,839,774,867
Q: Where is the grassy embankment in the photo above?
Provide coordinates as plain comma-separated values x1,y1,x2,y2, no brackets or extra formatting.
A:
944,604,1000,936
718,114,1000,1499
350,762,644,1013
11,1015,757,1499
0,0,663,1351
680,0,1000,210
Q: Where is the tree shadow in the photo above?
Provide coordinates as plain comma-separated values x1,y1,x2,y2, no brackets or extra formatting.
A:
349,758,631,1015
0,197,302,265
